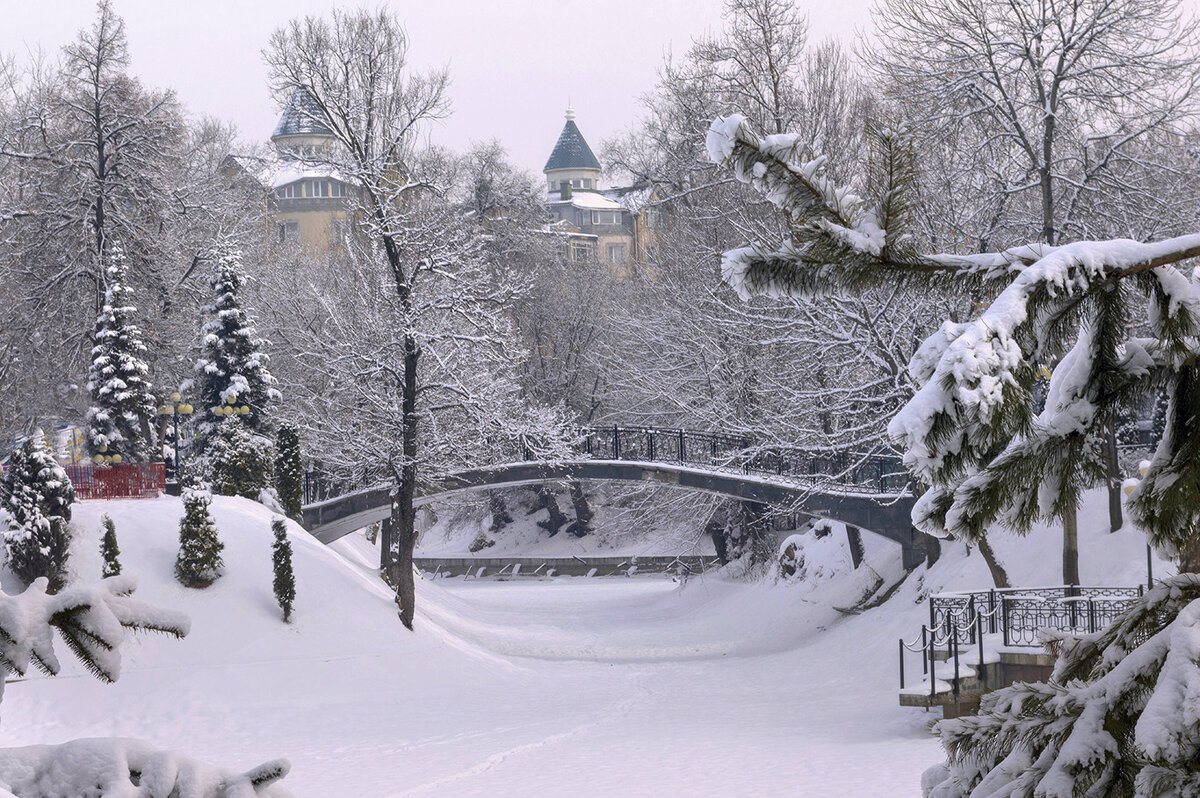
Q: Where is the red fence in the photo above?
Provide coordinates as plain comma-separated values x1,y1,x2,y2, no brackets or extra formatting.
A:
64,463,165,500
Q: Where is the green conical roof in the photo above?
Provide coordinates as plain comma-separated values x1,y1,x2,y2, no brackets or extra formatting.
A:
272,89,334,139
544,109,601,172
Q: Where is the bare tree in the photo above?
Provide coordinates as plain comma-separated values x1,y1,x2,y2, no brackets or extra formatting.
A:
871,0,1200,580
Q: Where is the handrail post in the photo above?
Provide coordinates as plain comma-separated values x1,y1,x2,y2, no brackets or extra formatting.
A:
1001,596,1010,647
989,589,997,635
976,612,985,687
899,638,905,690
1087,598,1096,634
921,626,928,675
952,633,960,700
968,595,975,645
613,425,620,460
929,631,936,700
678,429,685,463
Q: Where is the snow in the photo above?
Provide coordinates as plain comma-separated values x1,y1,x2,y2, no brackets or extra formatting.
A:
0,488,1170,796
545,191,624,211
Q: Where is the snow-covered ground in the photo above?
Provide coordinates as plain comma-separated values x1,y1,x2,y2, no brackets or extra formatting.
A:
415,488,717,557
0,490,1171,795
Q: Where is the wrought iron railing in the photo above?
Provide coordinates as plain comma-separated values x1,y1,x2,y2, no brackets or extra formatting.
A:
899,584,1144,701
578,425,909,494
302,424,912,507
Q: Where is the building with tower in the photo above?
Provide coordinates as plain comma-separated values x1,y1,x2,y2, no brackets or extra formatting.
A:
225,89,355,252
228,97,653,267
542,107,654,270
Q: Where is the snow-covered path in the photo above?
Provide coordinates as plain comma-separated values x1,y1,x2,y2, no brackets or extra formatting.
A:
386,578,938,797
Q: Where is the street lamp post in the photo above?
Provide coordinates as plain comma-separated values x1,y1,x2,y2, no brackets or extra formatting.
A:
157,392,194,489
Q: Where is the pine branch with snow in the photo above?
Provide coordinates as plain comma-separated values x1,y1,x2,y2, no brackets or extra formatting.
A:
925,574,1200,797
708,113,1200,562
0,574,188,706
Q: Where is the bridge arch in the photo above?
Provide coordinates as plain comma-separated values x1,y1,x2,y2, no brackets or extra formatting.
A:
300,459,928,569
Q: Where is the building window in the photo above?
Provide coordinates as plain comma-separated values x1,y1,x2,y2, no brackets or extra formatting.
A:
607,244,627,265
278,220,300,243
591,210,620,226
569,240,595,262
278,183,298,200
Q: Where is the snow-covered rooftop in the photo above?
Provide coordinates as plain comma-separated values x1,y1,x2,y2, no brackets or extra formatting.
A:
227,154,346,190
546,191,625,211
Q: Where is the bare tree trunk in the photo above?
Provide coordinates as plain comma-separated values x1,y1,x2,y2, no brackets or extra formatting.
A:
532,486,567,536
1178,538,1200,574
1062,507,1080,586
977,531,1010,588
566,481,592,537
706,504,731,564
393,331,420,631
1105,417,1123,532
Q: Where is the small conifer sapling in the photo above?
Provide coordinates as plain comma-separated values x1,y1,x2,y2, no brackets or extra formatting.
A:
273,424,304,520
100,514,121,578
271,517,296,622
175,489,224,588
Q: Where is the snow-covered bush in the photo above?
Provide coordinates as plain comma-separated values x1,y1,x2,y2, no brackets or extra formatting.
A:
270,517,295,623
175,489,224,588
0,739,290,798
86,245,157,462
206,418,273,501
100,514,121,578
272,424,303,520
0,434,74,591
778,535,804,578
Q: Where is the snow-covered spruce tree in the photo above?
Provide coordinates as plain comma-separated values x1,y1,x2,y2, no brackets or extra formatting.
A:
99,514,120,578
271,517,295,623
205,417,273,501
86,245,157,462
194,250,277,442
0,434,74,591
174,489,224,588
707,115,1200,794
273,424,303,520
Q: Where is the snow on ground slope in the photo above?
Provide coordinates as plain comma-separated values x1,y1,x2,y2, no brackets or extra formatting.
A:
0,487,1170,796
415,489,717,557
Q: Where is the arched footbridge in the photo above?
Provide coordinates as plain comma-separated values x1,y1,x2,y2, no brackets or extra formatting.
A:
300,426,931,569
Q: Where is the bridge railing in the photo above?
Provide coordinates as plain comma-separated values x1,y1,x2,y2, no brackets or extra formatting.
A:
301,424,912,508
579,425,909,494
899,584,1144,700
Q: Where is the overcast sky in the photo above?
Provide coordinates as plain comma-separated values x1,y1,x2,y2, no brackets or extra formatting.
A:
0,0,878,178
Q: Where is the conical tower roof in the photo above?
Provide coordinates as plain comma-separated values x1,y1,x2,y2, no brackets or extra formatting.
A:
543,107,601,172
272,88,334,139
